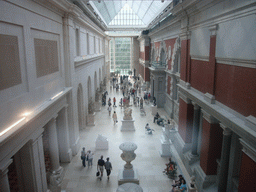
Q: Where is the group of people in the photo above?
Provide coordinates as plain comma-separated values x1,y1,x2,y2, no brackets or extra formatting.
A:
80,148,94,168
97,155,112,180
81,149,112,181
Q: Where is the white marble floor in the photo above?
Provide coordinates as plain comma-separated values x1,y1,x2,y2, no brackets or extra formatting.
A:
60,83,185,192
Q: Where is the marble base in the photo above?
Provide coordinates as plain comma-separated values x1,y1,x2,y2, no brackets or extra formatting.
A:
117,183,143,192
87,112,96,126
94,101,101,112
118,169,140,185
49,167,64,192
151,105,157,116
121,119,135,131
160,136,172,157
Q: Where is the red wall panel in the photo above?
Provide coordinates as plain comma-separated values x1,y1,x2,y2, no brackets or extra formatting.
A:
145,67,150,82
178,99,194,143
190,59,211,94
180,40,188,81
164,38,177,70
238,152,256,192
215,64,256,117
140,52,145,60
145,46,150,61
200,119,223,175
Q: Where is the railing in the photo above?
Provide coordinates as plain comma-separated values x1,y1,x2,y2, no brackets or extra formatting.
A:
151,61,166,69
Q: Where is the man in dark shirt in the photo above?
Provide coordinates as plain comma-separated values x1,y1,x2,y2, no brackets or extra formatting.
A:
97,155,105,180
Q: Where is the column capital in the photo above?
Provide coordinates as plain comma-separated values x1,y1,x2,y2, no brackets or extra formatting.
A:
220,123,232,136
0,159,13,177
201,109,219,124
240,139,256,163
192,102,200,110
209,24,218,36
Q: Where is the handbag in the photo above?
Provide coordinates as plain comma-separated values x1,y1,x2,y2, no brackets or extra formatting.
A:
96,171,100,177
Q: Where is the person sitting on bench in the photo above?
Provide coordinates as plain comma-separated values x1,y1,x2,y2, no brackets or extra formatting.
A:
154,112,160,123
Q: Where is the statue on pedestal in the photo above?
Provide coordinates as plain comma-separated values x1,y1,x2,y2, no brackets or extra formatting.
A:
123,108,132,120
88,97,94,114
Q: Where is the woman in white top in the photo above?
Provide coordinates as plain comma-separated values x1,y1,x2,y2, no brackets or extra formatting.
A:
112,111,117,125
107,105,112,116
87,150,94,167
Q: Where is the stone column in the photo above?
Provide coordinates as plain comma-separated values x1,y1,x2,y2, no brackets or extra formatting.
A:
57,105,72,163
218,124,232,192
46,115,63,192
191,102,200,156
0,159,13,192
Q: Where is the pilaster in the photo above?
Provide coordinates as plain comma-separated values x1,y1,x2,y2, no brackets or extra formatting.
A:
0,159,13,192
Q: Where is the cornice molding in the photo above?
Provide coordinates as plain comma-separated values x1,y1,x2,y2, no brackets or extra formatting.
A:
216,58,256,69
75,54,104,68
191,55,209,62
201,109,219,124
240,139,256,163
49,0,106,36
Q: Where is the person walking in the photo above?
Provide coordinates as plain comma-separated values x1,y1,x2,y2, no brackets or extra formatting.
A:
87,150,94,167
107,105,112,116
105,157,112,180
113,97,116,107
112,111,117,125
81,147,86,167
97,155,105,180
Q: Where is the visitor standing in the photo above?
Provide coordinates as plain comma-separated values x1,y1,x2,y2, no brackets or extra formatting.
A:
107,105,112,116
113,97,116,107
81,147,86,167
87,150,94,167
105,157,112,180
97,155,105,180
112,111,117,125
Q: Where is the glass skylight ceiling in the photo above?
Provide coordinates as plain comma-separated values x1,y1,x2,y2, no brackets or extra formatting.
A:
89,0,172,29
109,4,144,26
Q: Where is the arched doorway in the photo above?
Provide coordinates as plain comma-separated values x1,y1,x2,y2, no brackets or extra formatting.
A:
77,84,85,130
87,76,92,104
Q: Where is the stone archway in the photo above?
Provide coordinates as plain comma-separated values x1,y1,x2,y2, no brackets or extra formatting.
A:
77,84,85,130
87,76,92,103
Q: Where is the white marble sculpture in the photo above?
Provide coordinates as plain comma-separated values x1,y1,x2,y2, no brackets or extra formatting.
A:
95,134,109,150
123,108,132,120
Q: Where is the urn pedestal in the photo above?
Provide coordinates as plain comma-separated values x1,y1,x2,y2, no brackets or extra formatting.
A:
151,105,157,116
118,142,139,185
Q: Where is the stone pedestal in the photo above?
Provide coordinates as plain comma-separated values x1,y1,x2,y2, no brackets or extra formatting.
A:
118,169,140,185
87,112,95,126
151,105,157,116
160,127,172,157
117,182,143,192
118,142,139,185
94,101,101,112
95,134,109,150
49,167,64,192
121,119,135,131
